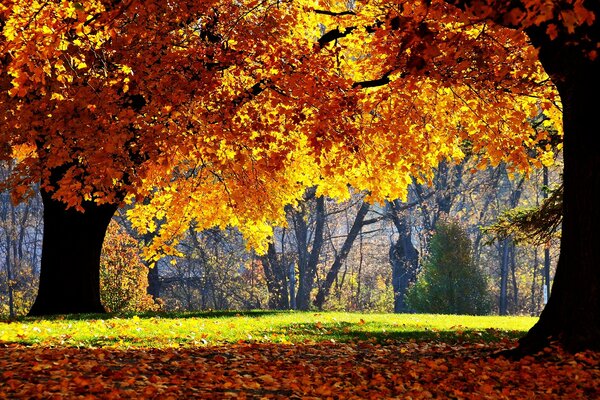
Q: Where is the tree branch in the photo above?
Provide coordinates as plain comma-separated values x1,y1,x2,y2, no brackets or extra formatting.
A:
313,9,356,17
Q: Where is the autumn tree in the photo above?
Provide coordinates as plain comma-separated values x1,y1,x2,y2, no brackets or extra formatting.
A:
259,190,391,311
431,0,599,353
258,242,292,310
158,227,264,311
0,0,331,315
387,199,419,313
313,197,379,310
0,164,42,317
303,0,598,352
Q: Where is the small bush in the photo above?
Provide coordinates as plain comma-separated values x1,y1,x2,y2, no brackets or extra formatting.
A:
100,221,160,313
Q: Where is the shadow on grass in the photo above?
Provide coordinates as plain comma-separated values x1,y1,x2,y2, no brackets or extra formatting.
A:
269,321,525,344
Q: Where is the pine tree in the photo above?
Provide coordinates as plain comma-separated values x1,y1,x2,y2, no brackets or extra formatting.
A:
406,219,491,315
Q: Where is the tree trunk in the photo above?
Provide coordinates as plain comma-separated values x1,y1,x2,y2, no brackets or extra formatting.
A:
5,232,15,319
390,215,419,313
516,20,600,352
295,195,325,311
260,242,290,309
28,190,117,316
314,201,371,309
542,167,552,307
147,265,160,299
499,239,510,315
289,261,296,310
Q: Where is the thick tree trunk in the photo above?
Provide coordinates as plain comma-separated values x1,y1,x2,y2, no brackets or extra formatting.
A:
516,24,600,352
498,240,509,315
147,265,160,299
28,190,117,316
386,200,419,313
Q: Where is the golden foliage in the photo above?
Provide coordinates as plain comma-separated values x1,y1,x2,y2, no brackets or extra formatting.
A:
100,221,160,313
1,0,563,256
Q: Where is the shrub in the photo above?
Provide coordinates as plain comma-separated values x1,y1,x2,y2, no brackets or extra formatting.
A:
100,221,160,313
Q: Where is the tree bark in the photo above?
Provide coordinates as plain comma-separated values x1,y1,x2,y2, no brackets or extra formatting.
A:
516,11,600,352
498,239,510,315
260,242,290,309
28,190,117,316
147,265,161,299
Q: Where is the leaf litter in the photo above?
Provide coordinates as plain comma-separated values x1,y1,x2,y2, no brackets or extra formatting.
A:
1,339,599,399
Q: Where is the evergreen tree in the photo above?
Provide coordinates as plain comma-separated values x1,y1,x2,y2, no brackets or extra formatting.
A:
406,219,491,315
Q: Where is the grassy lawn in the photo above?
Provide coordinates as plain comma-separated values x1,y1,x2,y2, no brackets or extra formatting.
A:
0,311,536,348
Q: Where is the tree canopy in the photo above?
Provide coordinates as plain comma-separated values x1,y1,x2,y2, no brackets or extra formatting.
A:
1,0,560,258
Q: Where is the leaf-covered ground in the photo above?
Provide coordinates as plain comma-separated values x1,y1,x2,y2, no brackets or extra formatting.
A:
2,341,600,399
1,312,599,398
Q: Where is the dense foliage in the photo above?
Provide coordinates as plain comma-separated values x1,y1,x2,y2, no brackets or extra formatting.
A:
0,0,560,255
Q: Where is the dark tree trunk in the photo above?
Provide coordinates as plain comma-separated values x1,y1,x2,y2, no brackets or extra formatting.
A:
389,207,419,313
147,265,160,299
390,238,419,313
260,242,290,309
28,190,117,316
517,13,600,352
498,238,510,315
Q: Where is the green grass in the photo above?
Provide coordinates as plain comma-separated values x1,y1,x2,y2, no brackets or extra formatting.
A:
0,311,536,349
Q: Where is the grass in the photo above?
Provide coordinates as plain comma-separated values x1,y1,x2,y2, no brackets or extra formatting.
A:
0,311,536,349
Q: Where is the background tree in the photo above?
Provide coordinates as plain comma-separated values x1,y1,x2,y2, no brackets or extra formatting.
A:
386,199,419,313
0,0,333,315
0,163,42,317
159,227,266,311
406,218,492,315
1,157,562,317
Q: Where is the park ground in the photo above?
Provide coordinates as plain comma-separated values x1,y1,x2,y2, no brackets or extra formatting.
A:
1,312,599,399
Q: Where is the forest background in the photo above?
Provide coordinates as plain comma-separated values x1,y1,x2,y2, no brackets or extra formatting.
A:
0,154,561,318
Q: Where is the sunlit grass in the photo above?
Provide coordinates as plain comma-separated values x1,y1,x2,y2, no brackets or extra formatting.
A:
0,311,536,349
